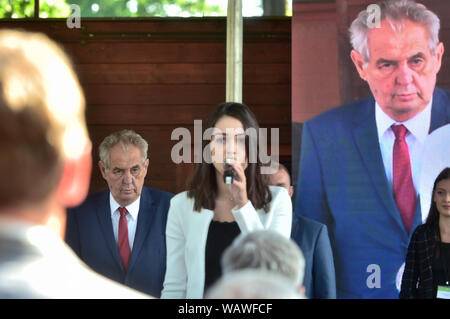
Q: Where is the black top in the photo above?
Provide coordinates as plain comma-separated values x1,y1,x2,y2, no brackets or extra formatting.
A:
204,220,241,292
433,242,450,292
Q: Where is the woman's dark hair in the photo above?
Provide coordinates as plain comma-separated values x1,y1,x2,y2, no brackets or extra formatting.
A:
187,102,271,212
425,167,450,257
425,167,450,226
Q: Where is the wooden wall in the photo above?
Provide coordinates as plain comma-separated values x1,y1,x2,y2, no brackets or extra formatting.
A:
0,17,291,194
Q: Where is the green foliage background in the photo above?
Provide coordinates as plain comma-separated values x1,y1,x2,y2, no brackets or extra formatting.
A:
70,0,221,17
0,0,223,18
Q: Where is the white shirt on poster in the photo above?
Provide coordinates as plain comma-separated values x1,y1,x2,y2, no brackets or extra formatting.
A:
375,100,432,194
419,124,450,222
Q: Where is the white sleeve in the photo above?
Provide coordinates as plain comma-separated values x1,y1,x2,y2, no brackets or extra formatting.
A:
232,187,292,238
161,199,187,299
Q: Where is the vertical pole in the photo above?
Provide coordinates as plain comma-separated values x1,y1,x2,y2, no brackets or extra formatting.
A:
336,0,353,103
226,0,243,103
34,0,39,18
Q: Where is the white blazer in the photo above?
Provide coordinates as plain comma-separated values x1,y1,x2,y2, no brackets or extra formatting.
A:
161,186,292,299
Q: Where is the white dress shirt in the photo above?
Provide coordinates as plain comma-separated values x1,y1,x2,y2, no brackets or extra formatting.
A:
375,99,432,194
109,194,140,250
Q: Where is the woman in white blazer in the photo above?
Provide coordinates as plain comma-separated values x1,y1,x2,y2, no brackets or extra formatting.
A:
161,102,292,299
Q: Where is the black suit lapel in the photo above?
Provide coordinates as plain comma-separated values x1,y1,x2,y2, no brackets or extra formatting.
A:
95,191,124,271
351,98,408,236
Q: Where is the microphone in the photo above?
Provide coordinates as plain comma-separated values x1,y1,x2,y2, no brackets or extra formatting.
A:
223,158,235,185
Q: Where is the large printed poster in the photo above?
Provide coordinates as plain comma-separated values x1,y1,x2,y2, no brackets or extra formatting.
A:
291,0,450,298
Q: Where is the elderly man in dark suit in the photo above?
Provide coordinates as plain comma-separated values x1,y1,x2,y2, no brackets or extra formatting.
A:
66,129,173,297
295,0,449,298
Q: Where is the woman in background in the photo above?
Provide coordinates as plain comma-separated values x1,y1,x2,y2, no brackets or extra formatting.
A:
161,102,292,298
400,167,450,298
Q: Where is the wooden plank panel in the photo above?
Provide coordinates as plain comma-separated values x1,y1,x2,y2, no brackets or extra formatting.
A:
76,63,290,85
64,42,226,64
243,18,291,33
176,162,195,192
82,84,225,105
86,104,215,125
145,180,176,194
78,19,228,34
78,18,290,33
243,42,291,64
65,42,290,64
82,84,289,105
77,63,226,85
85,104,290,125
244,63,290,84
0,18,290,42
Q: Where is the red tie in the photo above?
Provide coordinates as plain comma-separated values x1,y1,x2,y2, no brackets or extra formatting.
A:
392,124,416,233
118,207,131,272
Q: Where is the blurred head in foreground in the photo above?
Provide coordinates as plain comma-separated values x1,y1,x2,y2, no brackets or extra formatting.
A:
0,29,92,237
221,229,306,296
205,269,305,299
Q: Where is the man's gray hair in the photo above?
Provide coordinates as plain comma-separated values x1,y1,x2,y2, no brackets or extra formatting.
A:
349,0,440,62
205,269,305,299
99,129,148,169
221,230,305,287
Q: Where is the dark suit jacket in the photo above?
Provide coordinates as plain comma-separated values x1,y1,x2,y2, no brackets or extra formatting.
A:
400,223,437,299
295,88,450,298
291,214,336,299
65,186,173,297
